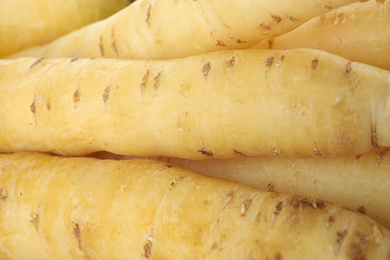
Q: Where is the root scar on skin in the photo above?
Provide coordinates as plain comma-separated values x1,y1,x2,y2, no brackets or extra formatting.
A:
202,62,211,78
145,5,152,26
99,35,105,57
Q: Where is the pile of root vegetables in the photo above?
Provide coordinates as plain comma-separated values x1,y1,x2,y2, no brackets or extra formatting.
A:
1,0,390,259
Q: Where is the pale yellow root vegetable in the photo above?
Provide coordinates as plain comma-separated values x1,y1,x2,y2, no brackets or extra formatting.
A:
252,0,390,70
97,148,390,229
0,152,390,259
0,0,131,58
8,0,363,60
1,49,390,159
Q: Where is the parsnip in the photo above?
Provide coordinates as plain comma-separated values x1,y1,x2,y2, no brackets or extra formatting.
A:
0,0,130,58
97,148,390,229
252,0,390,70
0,152,389,259
1,49,390,159
8,0,362,60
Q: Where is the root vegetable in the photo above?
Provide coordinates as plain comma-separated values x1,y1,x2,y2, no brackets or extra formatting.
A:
1,49,390,159
0,152,389,259
99,148,390,229
252,0,390,70
8,0,362,60
0,0,130,58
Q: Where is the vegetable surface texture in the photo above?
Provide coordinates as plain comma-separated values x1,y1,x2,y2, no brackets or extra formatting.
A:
0,0,130,57
102,148,390,229
8,0,362,59
1,49,390,159
0,152,389,259
252,0,390,70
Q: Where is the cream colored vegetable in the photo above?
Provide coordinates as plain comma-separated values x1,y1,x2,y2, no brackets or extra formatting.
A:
8,0,362,59
1,49,390,158
0,0,130,58
98,148,390,229
0,152,389,259
252,0,390,70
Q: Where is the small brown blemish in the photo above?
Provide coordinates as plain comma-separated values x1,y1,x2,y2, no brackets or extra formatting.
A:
240,199,252,217
199,149,213,157
69,58,78,63
335,229,348,256
272,147,280,156
221,187,238,210
286,15,299,22
73,90,80,104
345,62,352,75
327,214,335,228
349,231,370,260
278,55,286,66
276,253,283,260
233,149,244,155
226,56,235,68
230,36,246,44
288,197,326,210
145,4,152,26
46,102,51,110
211,242,218,250
266,56,274,68
271,15,282,24
111,27,118,56
0,189,8,200
140,69,150,93
30,213,39,230
29,58,44,69
324,5,332,10
274,201,283,216
313,145,322,156
266,183,275,192
143,230,153,258
169,174,188,190
311,58,319,70
202,62,211,78
103,87,110,103
375,149,388,166
267,39,274,49
99,35,105,57
153,71,162,92
30,100,36,114
260,23,272,31
355,154,362,160
215,39,226,47
357,206,366,215
73,223,83,251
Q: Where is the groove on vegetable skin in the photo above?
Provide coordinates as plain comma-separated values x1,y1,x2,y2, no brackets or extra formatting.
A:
29,58,45,69
111,27,119,57
99,35,105,57
73,222,89,259
140,69,150,94
145,4,152,27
